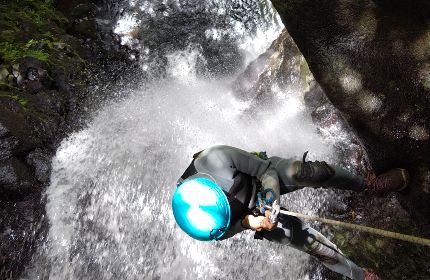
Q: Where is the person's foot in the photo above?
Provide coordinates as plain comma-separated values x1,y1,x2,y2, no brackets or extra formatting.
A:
364,168,410,194
364,268,381,280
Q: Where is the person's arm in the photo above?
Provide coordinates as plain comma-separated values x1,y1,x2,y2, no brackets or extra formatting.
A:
220,146,281,205
194,145,281,205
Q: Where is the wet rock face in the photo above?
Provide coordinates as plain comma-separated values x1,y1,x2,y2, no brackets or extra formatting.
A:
0,41,73,280
235,30,311,103
234,29,369,173
270,0,430,232
1,0,139,278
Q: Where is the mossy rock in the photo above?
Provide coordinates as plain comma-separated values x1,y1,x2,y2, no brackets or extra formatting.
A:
332,226,430,279
71,19,98,40
70,3,98,19
0,0,83,68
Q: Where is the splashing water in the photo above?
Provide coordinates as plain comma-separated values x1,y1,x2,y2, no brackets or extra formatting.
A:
23,1,352,279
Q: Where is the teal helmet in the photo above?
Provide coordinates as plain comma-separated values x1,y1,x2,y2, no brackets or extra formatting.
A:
172,177,231,241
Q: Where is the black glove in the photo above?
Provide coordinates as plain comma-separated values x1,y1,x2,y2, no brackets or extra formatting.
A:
295,151,335,182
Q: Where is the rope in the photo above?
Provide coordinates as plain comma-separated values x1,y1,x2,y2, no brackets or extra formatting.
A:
278,209,430,247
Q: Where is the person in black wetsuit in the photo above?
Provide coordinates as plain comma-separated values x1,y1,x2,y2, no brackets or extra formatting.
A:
173,145,409,280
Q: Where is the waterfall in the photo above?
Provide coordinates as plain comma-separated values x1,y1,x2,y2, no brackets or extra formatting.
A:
23,1,351,279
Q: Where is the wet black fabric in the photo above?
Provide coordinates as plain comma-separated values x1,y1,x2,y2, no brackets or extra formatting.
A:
179,150,203,181
263,213,364,280
296,151,335,182
179,159,197,181
225,172,254,226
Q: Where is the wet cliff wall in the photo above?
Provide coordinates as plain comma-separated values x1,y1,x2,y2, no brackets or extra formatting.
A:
265,1,430,278
269,0,430,232
0,1,137,278
235,25,430,279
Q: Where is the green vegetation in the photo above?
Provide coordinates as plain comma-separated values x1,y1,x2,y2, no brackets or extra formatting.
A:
332,221,430,279
0,92,28,109
0,0,85,120
0,0,81,65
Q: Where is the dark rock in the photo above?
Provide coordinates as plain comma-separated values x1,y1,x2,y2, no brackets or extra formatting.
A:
28,90,65,115
71,19,98,40
13,58,50,94
21,80,44,95
0,121,9,138
0,161,18,187
269,0,430,277
71,3,98,19
12,64,23,86
25,149,52,184
51,69,70,93
18,58,48,81
0,104,43,154
0,192,46,280
304,84,326,108
0,96,24,114
0,137,19,162
26,67,39,81
0,157,35,198
270,0,430,231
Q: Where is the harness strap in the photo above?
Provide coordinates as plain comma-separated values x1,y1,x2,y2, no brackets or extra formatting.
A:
224,172,254,225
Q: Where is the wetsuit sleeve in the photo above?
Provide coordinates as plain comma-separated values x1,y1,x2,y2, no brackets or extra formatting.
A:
224,145,280,205
195,145,280,203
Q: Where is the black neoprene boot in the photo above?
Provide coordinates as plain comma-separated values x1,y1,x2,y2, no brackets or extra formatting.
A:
295,151,335,182
364,168,410,193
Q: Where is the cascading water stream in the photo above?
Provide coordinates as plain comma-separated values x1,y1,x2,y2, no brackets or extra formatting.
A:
23,1,354,279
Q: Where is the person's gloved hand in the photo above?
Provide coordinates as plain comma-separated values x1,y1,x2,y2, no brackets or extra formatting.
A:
242,211,278,231
261,210,278,231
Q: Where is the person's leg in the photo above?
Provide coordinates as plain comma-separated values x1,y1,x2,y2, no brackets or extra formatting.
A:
269,156,364,194
263,213,365,280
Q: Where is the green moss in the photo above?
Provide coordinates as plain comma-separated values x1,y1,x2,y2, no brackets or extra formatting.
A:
0,42,50,62
0,0,66,28
299,56,312,89
0,0,78,65
0,82,19,91
0,92,28,109
332,224,430,279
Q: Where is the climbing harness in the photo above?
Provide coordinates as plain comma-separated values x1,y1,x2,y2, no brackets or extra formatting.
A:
250,151,269,160
256,188,276,214
264,205,430,247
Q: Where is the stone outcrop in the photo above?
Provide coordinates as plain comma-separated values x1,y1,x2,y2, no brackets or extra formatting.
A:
269,0,430,231
263,1,430,278
234,29,369,172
